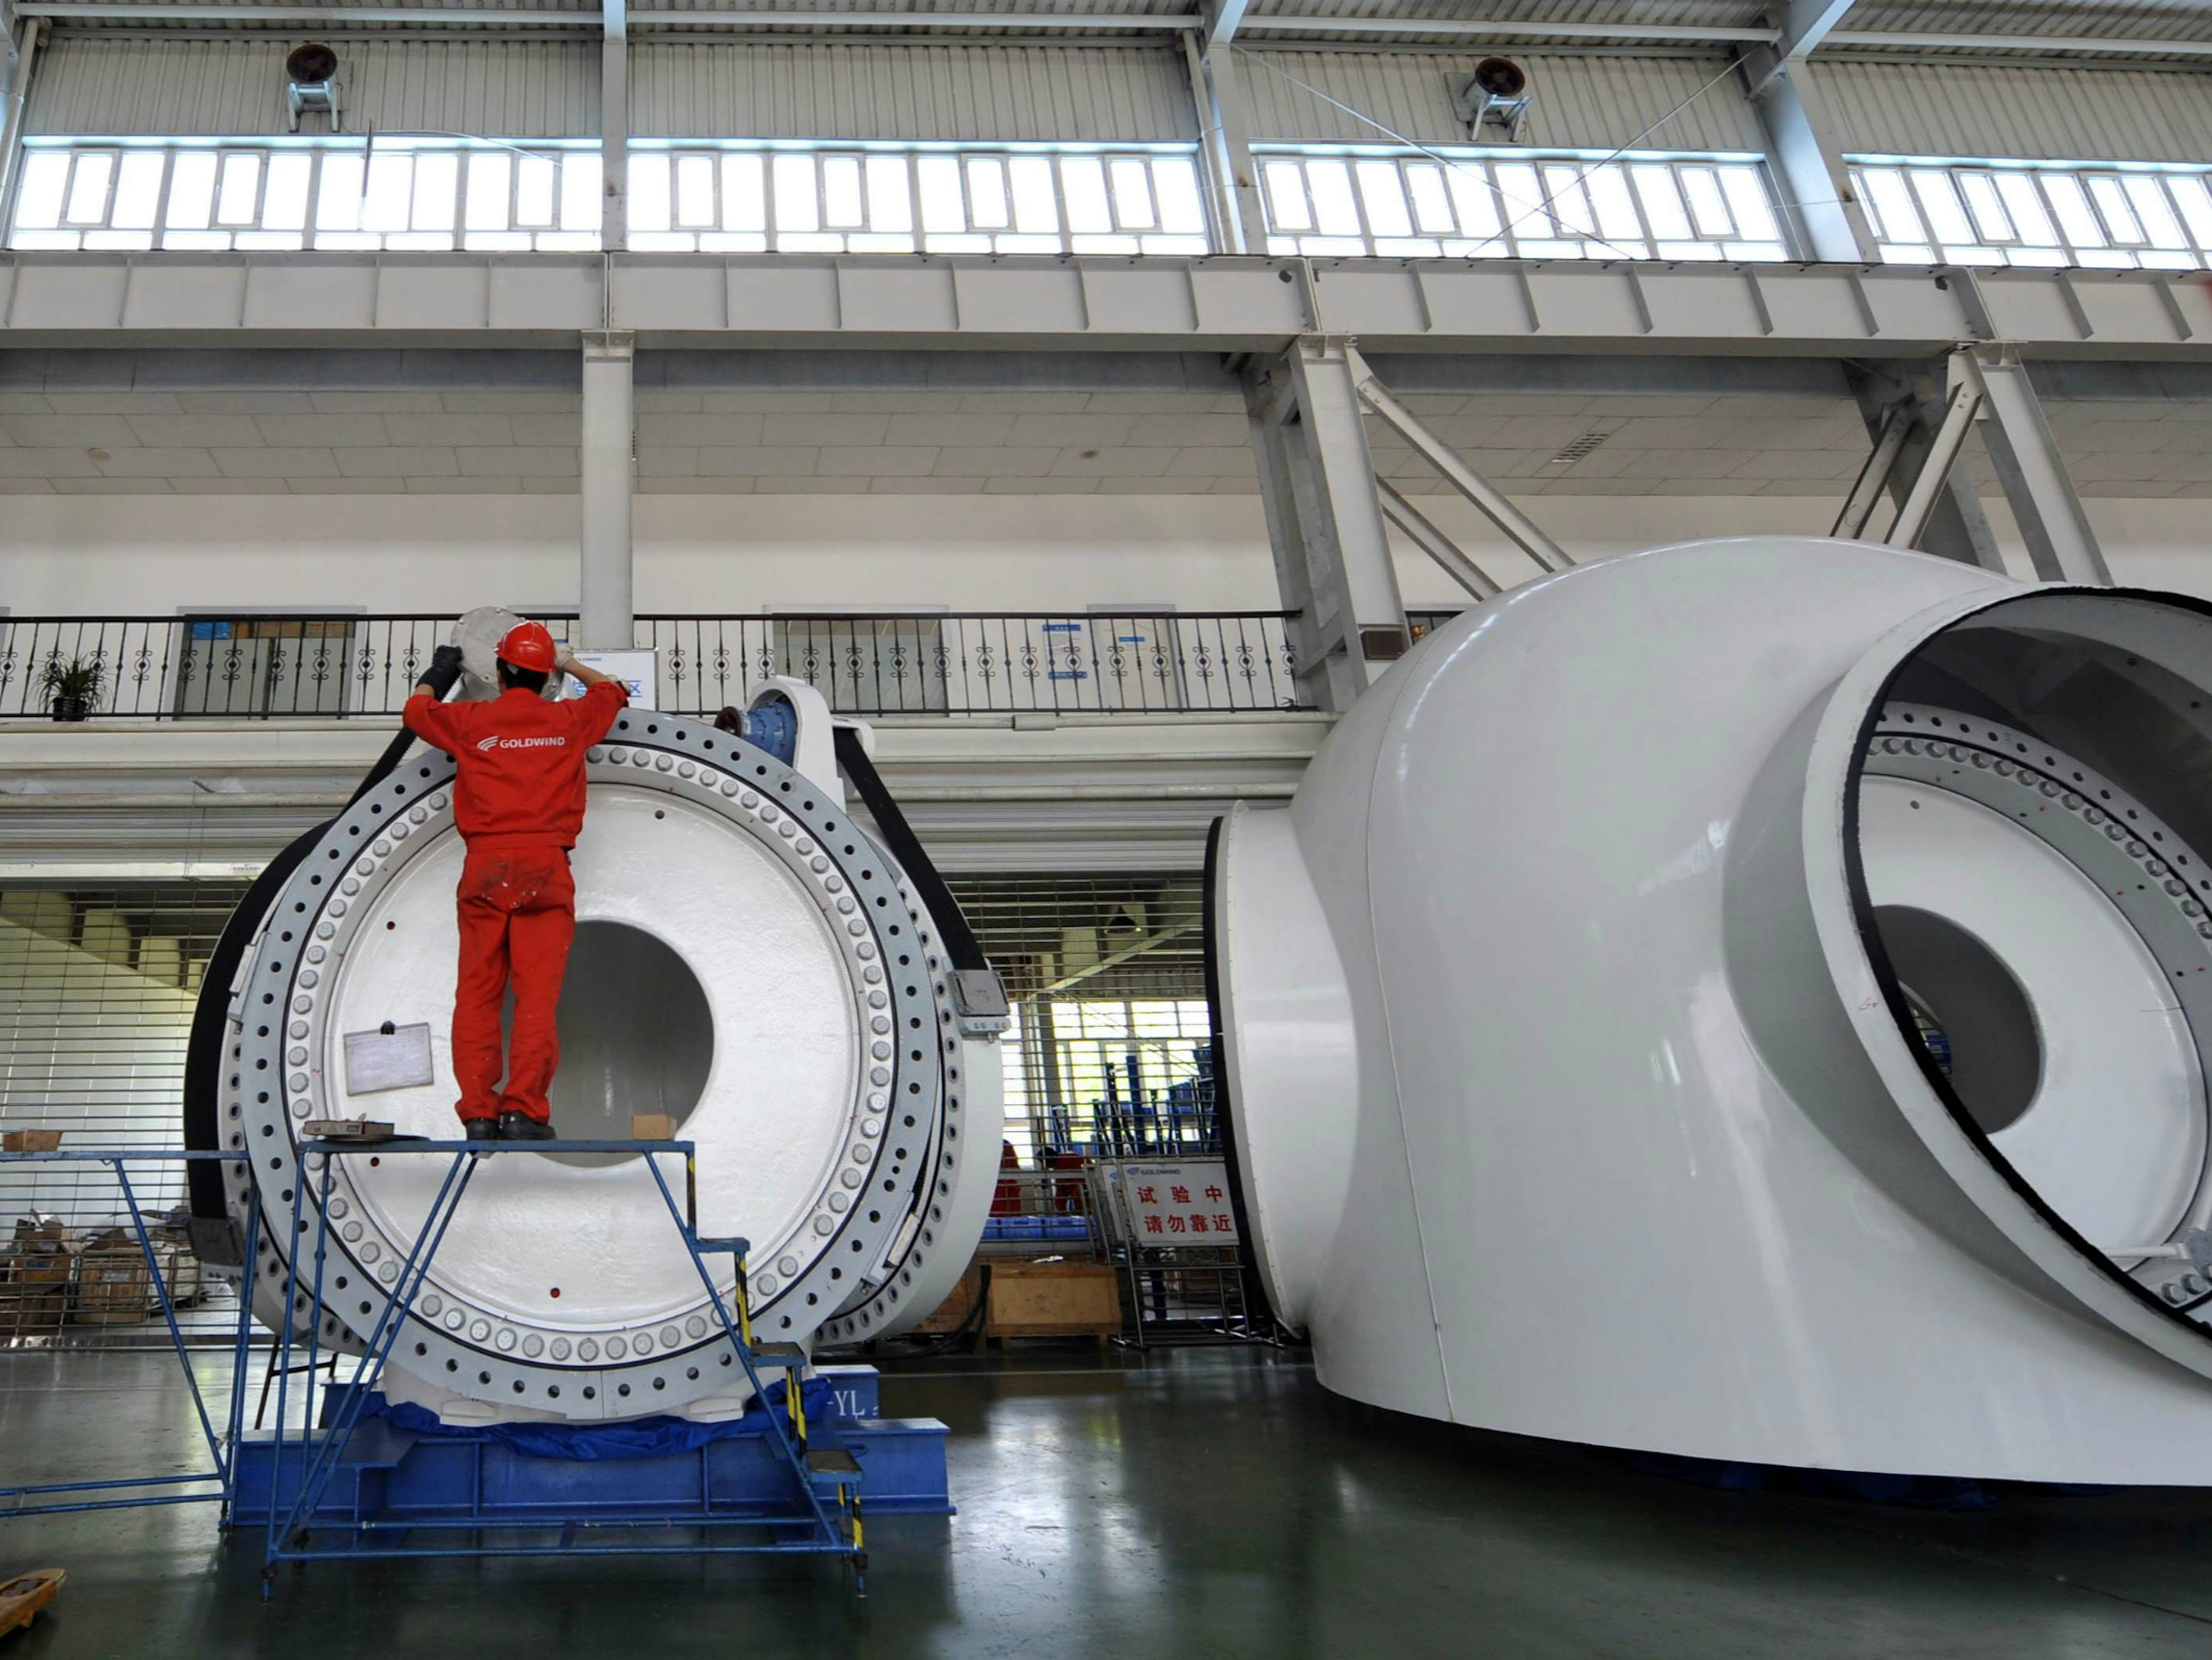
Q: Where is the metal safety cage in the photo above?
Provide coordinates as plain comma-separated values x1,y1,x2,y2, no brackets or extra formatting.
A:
252,1137,867,1596
1083,1159,1273,1349
0,1148,260,1519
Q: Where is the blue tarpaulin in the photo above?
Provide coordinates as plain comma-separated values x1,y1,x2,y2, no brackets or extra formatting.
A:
370,1373,836,1461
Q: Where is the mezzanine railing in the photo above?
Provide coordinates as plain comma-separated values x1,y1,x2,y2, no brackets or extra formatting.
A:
0,611,1309,721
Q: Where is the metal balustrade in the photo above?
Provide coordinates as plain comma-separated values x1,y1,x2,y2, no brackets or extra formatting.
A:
0,611,1308,721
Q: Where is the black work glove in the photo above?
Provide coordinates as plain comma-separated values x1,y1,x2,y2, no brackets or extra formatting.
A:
421,643,465,699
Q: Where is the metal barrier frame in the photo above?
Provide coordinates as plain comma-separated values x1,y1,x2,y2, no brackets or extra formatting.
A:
259,1138,859,1595
0,1148,260,1519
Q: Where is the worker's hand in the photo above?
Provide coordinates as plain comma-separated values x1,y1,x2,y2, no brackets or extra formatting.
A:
420,643,465,698
554,645,580,675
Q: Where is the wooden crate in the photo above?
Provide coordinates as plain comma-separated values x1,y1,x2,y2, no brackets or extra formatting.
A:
912,1264,982,1337
983,1262,1121,1348
71,1246,152,1325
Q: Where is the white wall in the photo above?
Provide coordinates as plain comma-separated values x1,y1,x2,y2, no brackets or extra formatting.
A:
5,489,2209,618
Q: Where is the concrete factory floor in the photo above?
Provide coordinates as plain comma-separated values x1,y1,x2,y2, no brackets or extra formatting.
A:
2,1344,2210,1657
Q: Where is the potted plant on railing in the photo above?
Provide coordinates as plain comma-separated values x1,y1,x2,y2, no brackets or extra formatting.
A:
41,656,108,722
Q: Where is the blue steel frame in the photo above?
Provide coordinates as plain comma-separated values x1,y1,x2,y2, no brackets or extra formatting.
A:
0,1148,262,1521
260,1138,860,1595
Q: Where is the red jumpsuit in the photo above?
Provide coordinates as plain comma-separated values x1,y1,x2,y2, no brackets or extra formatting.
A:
402,680,629,1124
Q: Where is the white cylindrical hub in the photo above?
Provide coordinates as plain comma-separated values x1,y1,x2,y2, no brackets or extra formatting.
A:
217,709,1001,1419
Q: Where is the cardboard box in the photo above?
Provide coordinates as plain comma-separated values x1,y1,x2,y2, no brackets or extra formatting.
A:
629,1113,677,1141
2,1130,62,1153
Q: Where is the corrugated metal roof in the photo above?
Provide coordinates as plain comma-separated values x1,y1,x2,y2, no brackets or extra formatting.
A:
22,0,2212,61
26,31,599,133
1814,56,2212,160
632,40,1195,138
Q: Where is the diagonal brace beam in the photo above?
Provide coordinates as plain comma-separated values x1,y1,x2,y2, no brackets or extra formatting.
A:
1377,480,1501,602
1345,347,1571,573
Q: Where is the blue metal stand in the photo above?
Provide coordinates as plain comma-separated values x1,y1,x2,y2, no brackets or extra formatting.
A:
254,1139,871,1597
0,1149,260,1522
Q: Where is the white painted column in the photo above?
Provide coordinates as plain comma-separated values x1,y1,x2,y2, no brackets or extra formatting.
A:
1245,336,1408,712
579,330,636,649
601,0,629,253
1744,55,1877,263
0,14,41,243
1184,36,1264,253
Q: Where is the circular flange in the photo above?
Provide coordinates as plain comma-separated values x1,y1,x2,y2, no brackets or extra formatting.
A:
1865,701,2212,1311
218,712,952,1417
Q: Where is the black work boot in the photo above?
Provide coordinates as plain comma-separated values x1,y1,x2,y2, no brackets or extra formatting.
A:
498,1112,557,1142
462,1119,497,1142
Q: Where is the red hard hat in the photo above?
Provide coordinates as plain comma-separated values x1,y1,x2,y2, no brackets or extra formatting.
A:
496,620,559,674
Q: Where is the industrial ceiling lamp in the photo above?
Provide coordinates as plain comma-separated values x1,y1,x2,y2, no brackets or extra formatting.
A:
285,42,341,134
1457,56,1532,143
1213,538,2212,1484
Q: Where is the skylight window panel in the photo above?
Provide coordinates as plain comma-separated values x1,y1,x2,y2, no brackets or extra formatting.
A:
514,155,556,228
1956,172,2014,242
1718,168,1781,244
1405,164,1455,236
558,154,600,234
773,155,819,233
1061,156,1112,235
63,154,113,227
1109,159,1155,230
465,154,510,232
965,158,1009,230
13,153,70,230
1994,173,2057,248
111,152,165,231
629,155,672,234
1262,161,1311,232
411,152,458,232
1677,168,1734,239
1008,157,1058,234
677,154,718,230
822,157,865,229
2124,176,2188,250
1306,159,1361,237
865,156,912,234
1355,161,1414,239
2086,176,2146,245
725,154,769,231
1630,165,1692,241
1153,158,1205,235
164,151,218,232
916,156,966,233
214,154,262,228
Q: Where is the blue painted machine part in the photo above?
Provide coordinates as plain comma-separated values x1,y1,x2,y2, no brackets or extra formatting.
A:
743,692,800,763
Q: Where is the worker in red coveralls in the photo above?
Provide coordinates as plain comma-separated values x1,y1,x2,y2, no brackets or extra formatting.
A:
405,622,629,1142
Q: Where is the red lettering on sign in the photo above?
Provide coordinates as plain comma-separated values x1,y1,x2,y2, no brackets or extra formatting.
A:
1167,1216,1187,1233
1135,1185,1157,1204
1143,1215,1163,1235
1171,1186,1191,1205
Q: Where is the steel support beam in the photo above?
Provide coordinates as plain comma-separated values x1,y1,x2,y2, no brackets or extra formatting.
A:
579,329,635,650
0,15,39,250
1376,479,1501,602
1347,346,1570,573
1741,48,1877,263
1245,337,1407,712
1967,347,2112,585
7,257,2212,359
1831,397,1912,540
1882,377,1983,553
1846,362,2006,573
602,0,629,254
1183,33,1262,255
1752,0,1865,92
